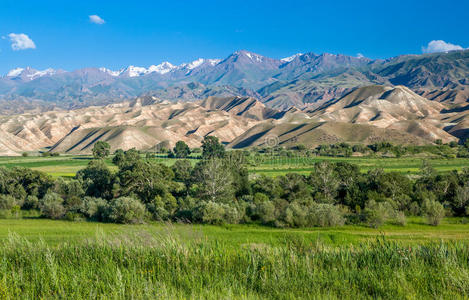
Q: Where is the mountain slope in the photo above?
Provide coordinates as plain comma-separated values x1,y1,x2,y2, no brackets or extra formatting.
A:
2,49,469,112
308,85,455,142
200,96,284,120
0,99,259,154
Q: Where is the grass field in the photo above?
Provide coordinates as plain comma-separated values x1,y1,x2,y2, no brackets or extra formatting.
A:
0,154,468,178
0,217,468,246
0,218,468,298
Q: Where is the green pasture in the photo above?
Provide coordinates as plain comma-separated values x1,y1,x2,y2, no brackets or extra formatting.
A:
0,217,468,246
0,154,468,178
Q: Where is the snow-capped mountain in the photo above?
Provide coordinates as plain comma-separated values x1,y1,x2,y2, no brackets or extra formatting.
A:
2,49,468,115
5,67,60,81
281,53,303,62
148,62,176,74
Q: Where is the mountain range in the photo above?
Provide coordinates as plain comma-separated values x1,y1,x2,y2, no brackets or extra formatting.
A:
2,49,469,114
0,49,469,155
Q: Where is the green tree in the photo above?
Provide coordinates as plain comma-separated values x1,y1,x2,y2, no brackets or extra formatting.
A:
172,159,193,193
92,141,110,159
117,160,175,203
76,160,114,199
202,136,225,159
173,141,191,158
192,158,233,203
112,149,126,167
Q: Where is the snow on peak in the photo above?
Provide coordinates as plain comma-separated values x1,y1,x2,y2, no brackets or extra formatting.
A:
148,62,176,74
7,68,25,77
234,50,265,62
207,59,221,66
6,67,56,80
28,68,56,80
123,66,148,77
99,67,121,76
186,58,205,70
281,53,303,62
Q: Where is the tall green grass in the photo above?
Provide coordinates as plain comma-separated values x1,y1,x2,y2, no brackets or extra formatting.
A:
0,231,468,299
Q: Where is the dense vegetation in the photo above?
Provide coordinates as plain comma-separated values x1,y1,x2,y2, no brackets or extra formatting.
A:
1,232,468,299
255,140,469,158
0,137,468,227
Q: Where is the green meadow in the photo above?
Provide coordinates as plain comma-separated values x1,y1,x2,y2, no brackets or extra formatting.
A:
1,154,468,178
0,217,468,246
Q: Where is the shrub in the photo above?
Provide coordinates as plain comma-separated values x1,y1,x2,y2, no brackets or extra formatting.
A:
0,195,17,210
40,192,65,219
147,193,178,221
393,211,407,226
22,152,28,157
80,197,108,220
423,199,445,226
64,212,85,222
223,205,243,224
364,200,395,228
307,203,345,227
285,202,308,227
194,201,226,224
23,195,40,210
408,201,421,216
105,196,147,224
257,201,276,224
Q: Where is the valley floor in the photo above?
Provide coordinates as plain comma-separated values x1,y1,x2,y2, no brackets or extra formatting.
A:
1,154,469,178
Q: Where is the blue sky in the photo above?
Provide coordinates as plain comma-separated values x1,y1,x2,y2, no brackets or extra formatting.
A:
1,0,468,74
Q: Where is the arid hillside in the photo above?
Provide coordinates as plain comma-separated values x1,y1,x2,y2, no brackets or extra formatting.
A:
0,85,467,155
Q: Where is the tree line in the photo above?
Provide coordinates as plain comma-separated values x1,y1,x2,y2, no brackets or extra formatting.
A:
1,137,468,227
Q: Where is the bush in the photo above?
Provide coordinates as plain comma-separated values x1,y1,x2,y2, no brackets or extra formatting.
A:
307,203,345,227
423,199,445,226
194,201,226,224
23,195,40,210
285,202,308,227
393,211,407,226
257,201,276,224
146,193,178,221
64,212,85,222
105,197,147,224
40,192,66,219
80,197,108,220
408,202,421,216
0,195,17,210
364,200,395,228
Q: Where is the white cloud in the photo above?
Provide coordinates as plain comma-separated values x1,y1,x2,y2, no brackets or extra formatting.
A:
89,15,105,24
357,53,364,58
8,33,36,50
422,40,464,53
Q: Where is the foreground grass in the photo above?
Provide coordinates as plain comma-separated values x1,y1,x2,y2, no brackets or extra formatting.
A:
0,219,468,298
0,230,468,299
